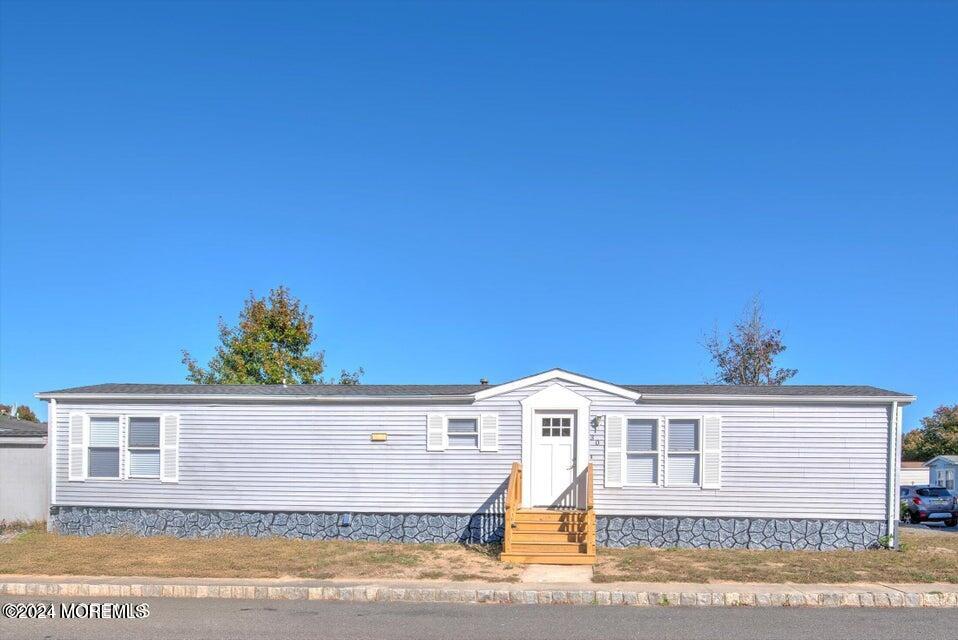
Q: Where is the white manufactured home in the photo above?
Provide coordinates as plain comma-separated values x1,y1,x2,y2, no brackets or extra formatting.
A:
38,369,914,564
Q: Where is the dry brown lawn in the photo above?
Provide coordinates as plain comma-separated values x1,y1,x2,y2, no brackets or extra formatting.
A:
0,524,521,582
594,528,958,584
3,526,955,584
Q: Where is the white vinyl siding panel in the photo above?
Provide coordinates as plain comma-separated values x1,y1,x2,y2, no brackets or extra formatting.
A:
53,386,533,514
50,380,892,522
543,381,893,521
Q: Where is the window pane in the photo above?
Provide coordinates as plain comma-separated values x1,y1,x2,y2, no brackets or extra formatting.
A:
542,427,550,436
129,450,160,477
626,454,656,484
448,433,478,448
668,454,700,484
89,417,119,447
447,418,477,434
627,420,656,451
542,418,550,426
88,448,119,477
561,418,570,427
669,420,698,451
129,417,160,447
561,427,570,437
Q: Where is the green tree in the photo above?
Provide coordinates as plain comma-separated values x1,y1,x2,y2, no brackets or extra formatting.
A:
181,286,363,385
704,296,798,385
14,405,39,422
902,405,958,461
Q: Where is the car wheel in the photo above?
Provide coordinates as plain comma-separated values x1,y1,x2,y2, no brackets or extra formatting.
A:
910,511,921,525
945,519,958,528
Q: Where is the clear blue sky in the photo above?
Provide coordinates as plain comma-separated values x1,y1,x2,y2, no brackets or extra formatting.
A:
1,1,955,430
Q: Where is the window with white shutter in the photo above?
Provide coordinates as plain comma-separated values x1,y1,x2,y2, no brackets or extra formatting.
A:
426,413,447,451
88,417,120,478
160,413,180,483
448,418,479,449
68,412,86,481
604,414,625,487
479,414,499,452
625,419,658,485
128,417,162,478
701,414,722,489
666,419,700,486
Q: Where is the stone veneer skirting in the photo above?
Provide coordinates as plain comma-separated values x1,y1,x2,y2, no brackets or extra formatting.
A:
596,515,888,550
50,506,504,544
50,507,887,550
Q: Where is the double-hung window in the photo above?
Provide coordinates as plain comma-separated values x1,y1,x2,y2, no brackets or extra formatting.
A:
128,417,161,478
667,419,700,486
625,419,658,485
447,418,479,449
88,417,120,478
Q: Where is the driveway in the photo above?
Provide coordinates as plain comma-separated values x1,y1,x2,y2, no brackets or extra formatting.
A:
2,597,958,640
900,522,958,536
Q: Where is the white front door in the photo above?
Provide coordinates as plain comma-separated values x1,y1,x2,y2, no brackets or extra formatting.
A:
531,413,576,507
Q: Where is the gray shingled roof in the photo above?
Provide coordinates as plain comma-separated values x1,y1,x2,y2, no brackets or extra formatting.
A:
39,383,490,396
38,382,912,398
621,384,912,398
0,413,48,437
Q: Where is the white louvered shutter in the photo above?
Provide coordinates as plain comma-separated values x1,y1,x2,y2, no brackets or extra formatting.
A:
604,414,625,487
426,413,447,451
68,412,87,481
160,413,180,483
701,414,722,489
657,417,667,487
479,414,499,452
118,415,128,479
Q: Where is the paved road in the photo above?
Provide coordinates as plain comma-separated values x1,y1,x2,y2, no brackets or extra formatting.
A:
3,597,958,640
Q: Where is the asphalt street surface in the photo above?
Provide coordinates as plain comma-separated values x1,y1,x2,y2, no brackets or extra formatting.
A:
2,596,957,639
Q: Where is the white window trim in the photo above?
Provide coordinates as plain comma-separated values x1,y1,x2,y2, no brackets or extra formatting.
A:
446,415,480,450
624,418,659,488
126,414,163,479
665,417,702,488
85,414,122,480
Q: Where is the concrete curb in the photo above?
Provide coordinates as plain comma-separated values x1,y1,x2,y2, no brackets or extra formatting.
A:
2,579,957,607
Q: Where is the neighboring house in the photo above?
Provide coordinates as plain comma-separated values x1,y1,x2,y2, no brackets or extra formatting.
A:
36,369,914,563
900,460,930,486
0,413,50,522
926,456,958,491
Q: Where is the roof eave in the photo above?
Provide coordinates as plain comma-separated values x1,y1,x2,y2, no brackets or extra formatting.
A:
638,393,916,404
35,392,477,404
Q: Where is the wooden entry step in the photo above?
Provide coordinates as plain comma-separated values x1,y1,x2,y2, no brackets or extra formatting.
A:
499,462,597,566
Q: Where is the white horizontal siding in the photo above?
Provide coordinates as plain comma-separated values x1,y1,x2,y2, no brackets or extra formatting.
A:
578,378,891,520
53,379,893,521
55,390,531,514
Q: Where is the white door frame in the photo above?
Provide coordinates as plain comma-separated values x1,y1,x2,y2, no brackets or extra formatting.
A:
519,383,591,508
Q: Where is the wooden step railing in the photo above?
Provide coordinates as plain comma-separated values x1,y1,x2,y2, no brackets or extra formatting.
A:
585,462,596,556
503,462,521,555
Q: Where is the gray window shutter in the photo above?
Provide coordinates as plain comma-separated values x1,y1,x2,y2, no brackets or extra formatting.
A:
479,413,499,452
604,414,625,487
701,414,722,489
426,413,447,451
68,412,87,481
160,413,179,483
